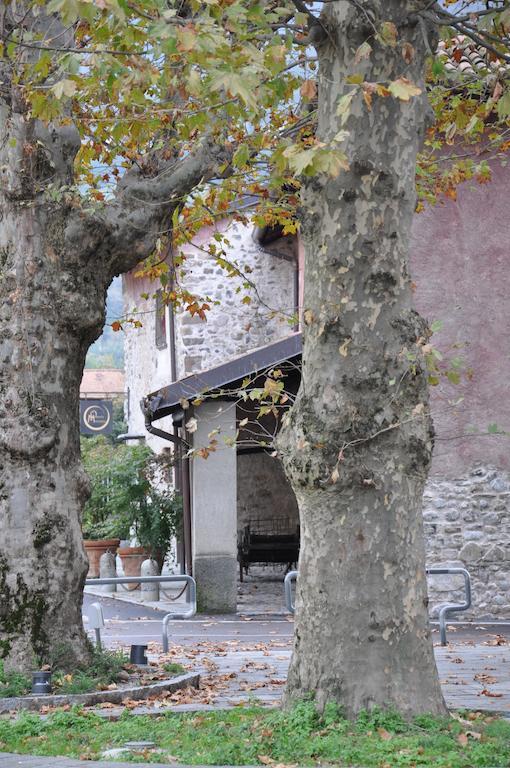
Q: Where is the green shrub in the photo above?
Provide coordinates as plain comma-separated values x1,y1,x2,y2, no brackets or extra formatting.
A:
0,661,30,698
80,436,182,564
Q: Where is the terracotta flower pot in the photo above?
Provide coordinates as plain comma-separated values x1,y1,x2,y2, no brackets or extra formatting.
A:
83,539,120,579
118,546,149,590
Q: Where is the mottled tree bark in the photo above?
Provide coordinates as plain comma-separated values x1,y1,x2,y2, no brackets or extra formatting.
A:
0,3,227,671
279,1,447,716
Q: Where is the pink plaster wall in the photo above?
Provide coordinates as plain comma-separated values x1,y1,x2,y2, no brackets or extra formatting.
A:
410,163,510,476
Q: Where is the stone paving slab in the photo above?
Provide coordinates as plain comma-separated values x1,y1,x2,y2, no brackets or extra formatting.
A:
73,640,510,719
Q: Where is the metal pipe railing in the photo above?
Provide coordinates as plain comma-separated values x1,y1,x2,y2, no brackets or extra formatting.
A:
426,567,472,645
284,570,297,614
85,575,197,652
283,567,472,646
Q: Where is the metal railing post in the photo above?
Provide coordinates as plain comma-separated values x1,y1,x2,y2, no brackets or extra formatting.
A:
161,576,197,652
284,570,298,614
84,575,197,652
283,567,472,645
426,567,472,646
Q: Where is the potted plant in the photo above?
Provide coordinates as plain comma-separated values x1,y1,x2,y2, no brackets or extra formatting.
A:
81,437,181,582
118,453,182,586
81,437,124,577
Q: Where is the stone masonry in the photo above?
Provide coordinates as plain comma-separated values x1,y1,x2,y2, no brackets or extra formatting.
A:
173,222,296,379
424,466,510,619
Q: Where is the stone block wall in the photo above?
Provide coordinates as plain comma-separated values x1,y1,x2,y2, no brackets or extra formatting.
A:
123,221,296,452
237,452,299,534
174,222,296,378
424,467,510,619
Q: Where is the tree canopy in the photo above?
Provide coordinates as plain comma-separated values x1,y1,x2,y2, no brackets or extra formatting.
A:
6,0,510,318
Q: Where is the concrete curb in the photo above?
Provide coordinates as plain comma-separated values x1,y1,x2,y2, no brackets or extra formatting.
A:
0,672,199,714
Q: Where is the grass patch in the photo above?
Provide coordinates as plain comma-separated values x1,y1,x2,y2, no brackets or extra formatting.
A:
162,662,186,676
53,647,129,695
0,702,508,765
0,647,129,698
0,664,30,698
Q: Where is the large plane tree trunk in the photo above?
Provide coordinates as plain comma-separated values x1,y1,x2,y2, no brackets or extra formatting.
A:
0,133,110,669
0,3,228,672
279,1,447,717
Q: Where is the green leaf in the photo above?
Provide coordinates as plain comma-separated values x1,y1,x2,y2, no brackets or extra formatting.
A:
446,370,460,385
233,144,250,168
431,57,445,77
430,319,443,333
497,91,510,119
209,71,258,108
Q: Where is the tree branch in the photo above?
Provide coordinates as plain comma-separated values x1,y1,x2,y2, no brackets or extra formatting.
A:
91,135,234,277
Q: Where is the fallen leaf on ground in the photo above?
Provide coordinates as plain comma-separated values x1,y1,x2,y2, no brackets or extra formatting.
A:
474,673,498,684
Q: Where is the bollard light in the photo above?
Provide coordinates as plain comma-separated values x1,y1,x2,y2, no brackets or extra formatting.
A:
130,644,148,665
31,671,52,695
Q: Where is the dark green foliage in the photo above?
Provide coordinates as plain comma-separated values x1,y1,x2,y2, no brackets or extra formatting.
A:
80,437,182,562
109,398,128,444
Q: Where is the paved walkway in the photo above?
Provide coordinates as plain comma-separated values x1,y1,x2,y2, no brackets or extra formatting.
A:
0,756,216,768
79,612,510,717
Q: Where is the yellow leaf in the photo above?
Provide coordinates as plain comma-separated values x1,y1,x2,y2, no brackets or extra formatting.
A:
177,26,196,52
388,78,421,102
339,338,351,357
377,727,393,741
379,21,398,47
52,79,77,100
336,90,356,124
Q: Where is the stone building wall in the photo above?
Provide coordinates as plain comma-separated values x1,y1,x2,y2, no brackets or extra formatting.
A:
423,467,510,619
237,452,300,535
409,160,510,620
122,270,174,453
174,222,296,379
123,220,296,452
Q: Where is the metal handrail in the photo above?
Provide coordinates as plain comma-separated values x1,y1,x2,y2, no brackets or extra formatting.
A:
283,567,472,646
427,567,472,645
85,575,197,652
284,570,297,614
